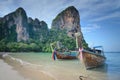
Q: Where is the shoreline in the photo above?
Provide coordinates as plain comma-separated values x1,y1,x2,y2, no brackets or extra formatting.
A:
0,59,30,80
0,52,6,58
1,53,106,80
0,53,56,80
0,53,89,80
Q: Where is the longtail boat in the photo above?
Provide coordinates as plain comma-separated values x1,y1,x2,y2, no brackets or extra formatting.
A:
55,51,77,60
75,32,106,69
79,46,106,69
51,41,78,60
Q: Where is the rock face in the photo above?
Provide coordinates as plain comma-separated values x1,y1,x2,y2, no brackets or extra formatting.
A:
15,8,29,42
0,7,48,42
28,18,48,41
0,7,29,42
51,6,82,38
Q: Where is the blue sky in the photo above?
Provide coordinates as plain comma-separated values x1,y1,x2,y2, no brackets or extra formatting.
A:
0,0,120,52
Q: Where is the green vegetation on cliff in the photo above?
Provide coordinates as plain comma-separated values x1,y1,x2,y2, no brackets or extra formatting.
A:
0,29,89,52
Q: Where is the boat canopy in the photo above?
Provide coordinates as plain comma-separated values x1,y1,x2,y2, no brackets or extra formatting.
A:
93,46,105,56
93,46,103,48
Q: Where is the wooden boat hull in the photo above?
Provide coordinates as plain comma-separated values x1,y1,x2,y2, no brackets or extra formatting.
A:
56,52,77,60
81,50,106,69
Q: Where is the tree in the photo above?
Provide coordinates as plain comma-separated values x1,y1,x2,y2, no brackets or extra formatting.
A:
29,43,40,52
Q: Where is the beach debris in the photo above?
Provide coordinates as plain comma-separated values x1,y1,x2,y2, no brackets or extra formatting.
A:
79,76,89,80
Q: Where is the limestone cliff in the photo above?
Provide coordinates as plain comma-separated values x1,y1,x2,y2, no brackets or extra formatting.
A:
0,7,29,42
51,6,83,48
0,7,48,42
28,18,48,41
52,6,82,38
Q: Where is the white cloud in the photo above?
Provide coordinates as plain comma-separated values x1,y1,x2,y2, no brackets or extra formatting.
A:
0,0,23,19
0,0,120,27
19,0,70,27
81,24,101,33
91,11,120,22
71,0,120,22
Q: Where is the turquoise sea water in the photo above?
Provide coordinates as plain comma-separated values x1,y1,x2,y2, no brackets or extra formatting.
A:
105,52,120,80
9,52,120,80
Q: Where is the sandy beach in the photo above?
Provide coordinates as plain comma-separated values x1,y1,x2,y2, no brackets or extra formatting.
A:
0,53,110,80
0,54,56,80
0,59,30,80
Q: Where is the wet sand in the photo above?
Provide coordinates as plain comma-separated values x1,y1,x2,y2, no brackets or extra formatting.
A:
0,54,56,80
0,59,30,80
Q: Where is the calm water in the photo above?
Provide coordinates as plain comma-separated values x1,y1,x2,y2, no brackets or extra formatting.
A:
9,52,120,80
105,52,120,80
